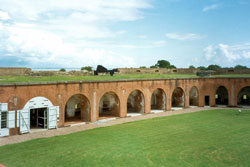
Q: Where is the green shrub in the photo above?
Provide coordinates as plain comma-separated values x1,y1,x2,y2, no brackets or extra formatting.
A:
81,66,92,71
59,68,66,72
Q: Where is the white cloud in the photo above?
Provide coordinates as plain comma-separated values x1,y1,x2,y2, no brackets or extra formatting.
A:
0,11,10,20
0,0,152,22
0,22,137,68
243,51,250,58
166,33,205,41
204,45,215,60
203,4,219,12
0,0,152,68
0,0,151,39
203,43,250,65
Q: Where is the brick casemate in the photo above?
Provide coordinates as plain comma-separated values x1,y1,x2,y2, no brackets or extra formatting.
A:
0,77,249,136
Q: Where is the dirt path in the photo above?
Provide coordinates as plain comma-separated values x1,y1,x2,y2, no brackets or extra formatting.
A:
0,107,243,146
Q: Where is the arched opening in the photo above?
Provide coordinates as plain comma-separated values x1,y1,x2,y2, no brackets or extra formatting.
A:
127,90,145,115
189,86,199,106
65,94,90,124
237,86,250,107
172,87,185,109
20,96,58,133
215,86,228,106
151,88,166,112
99,92,120,119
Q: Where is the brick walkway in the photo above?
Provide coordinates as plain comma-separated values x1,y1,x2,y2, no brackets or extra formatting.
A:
0,107,242,146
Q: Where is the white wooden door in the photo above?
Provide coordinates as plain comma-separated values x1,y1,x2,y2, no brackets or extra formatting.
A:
18,109,30,134
0,111,9,137
48,106,58,129
8,111,16,128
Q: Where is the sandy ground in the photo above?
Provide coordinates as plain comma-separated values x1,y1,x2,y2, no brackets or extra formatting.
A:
0,107,244,147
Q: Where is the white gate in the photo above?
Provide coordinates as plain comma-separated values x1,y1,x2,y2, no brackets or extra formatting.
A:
8,111,15,128
18,109,30,134
0,104,9,137
48,106,59,129
0,111,9,137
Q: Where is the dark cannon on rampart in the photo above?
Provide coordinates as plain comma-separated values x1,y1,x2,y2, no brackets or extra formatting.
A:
94,65,119,76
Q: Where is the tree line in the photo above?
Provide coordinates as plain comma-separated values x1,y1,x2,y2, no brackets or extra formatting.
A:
139,60,248,70
59,60,248,72
190,64,248,70
140,60,176,69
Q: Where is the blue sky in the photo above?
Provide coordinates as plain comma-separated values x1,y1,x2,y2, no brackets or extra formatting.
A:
0,0,250,69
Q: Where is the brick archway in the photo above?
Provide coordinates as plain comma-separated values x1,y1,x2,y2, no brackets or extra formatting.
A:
64,94,90,124
189,86,199,106
237,86,250,107
172,87,185,108
215,86,229,106
98,91,120,119
151,88,166,110
127,89,145,114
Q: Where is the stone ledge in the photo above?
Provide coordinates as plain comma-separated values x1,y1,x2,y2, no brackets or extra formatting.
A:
0,77,249,87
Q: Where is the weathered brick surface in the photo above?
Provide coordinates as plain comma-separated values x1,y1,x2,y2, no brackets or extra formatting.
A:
0,78,249,136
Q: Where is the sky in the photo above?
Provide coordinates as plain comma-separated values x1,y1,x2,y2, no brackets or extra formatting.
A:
0,0,250,69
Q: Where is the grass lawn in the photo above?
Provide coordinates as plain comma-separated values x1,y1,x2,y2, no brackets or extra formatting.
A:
0,74,197,83
1,109,250,167
0,74,250,83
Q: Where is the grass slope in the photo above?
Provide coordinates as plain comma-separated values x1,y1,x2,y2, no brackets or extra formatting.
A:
0,74,250,83
0,109,250,167
0,74,197,83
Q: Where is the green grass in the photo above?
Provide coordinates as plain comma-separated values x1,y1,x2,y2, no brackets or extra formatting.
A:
1,109,250,167
0,74,250,83
0,74,197,83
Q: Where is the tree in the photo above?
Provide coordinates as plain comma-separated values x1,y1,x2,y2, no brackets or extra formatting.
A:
170,65,176,69
197,66,206,71
207,64,221,71
139,66,147,69
189,65,195,69
81,66,92,71
234,65,247,69
59,68,66,72
155,60,171,68
150,65,157,68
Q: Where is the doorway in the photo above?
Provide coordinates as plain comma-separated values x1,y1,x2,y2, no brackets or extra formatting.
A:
65,94,90,124
189,86,199,106
172,87,185,110
151,88,166,110
127,90,145,115
215,86,229,106
99,92,120,119
237,87,250,107
205,96,210,106
19,96,59,134
30,108,48,129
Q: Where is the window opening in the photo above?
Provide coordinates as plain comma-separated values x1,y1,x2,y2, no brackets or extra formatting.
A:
1,112,7,129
